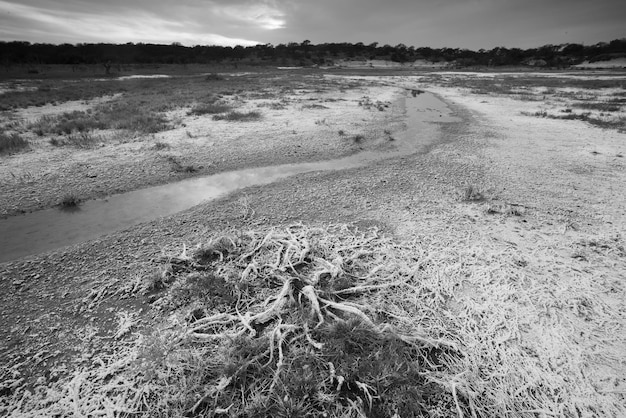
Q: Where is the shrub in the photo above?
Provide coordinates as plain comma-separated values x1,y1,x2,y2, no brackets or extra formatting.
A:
0,133,29,155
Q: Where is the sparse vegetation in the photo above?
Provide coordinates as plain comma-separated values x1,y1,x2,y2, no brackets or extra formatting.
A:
574,101,622,112
166,155,197,173
29,104,170,138
257,101,287,110
0,81,124,111
187,102,232,116
358,97,389,111
0,132,29,154
205,73,224,81
65,131,100,148
525,109,626,131
153,141,170,150
303,103,329,110
1,67,624,418
52,110,107,134
212,110,262,122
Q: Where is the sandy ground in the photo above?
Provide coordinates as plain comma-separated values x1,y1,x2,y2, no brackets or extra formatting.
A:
426,84,626,405
1,73,625,415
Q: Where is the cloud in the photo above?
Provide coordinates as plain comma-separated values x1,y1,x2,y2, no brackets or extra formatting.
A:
213,2,286,30
0,0,262,45
259,0,626,48
0,0,624,48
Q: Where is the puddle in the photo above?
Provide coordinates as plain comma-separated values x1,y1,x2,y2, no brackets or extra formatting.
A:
0,92,460,263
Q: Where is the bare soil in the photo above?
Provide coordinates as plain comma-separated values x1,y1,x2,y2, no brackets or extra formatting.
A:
1,72,625,416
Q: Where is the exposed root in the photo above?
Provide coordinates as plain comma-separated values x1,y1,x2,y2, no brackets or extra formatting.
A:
5,223,622,417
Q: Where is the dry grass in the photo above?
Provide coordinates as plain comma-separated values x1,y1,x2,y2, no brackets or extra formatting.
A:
3,224,624,417
212,110,262,122
187,102,233,116
0,132,29,155
58,193,81,208
524,109,626,131
463,185,485,201
165,155,197,173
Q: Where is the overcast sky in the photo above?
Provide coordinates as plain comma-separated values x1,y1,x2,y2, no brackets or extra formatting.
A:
0,0,624,49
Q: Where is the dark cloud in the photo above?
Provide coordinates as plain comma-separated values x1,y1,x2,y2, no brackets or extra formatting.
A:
262,0,625,48
0,0,623,47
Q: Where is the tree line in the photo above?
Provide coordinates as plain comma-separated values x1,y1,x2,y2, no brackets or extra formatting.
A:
1,39,625,68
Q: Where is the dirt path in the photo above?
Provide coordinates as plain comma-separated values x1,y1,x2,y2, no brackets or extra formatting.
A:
1,78,624,415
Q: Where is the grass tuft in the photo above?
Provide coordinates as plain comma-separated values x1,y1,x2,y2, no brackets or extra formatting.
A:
187,102,232,116
153,141,170,150
463,185,485,201
59,193,81,208
212,110,262,122
166,155,197,173
0,132,29,155
205,73,224,81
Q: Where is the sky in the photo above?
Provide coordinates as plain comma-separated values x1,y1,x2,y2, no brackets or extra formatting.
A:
0,0,624,49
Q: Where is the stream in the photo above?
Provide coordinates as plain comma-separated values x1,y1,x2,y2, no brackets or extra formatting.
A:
0,92,460,263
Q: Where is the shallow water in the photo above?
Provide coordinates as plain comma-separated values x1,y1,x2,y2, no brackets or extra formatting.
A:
0,92,459,263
